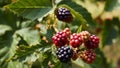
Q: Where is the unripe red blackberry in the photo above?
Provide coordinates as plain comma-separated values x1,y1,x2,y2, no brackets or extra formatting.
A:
63,28,71,37
52,31,68,47
56,46,73,62
55,7,73,23
84,35,100,49
80,50,96,64
79,31,90,42
70,33,83,48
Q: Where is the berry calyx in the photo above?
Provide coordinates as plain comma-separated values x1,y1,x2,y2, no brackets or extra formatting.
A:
79,31,90,42
80,50,96,64
55,7,73,23
56,46,73,62
70,33,83,48
84,35,100,49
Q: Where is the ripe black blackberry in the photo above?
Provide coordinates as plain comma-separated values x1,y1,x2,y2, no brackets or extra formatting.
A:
84,35,100,49
80,50,96,64
55,7,73,23
70,33,83,48
56,46,73,62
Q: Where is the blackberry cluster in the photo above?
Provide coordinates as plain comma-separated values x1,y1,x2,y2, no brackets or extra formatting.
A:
55,7,73,23
80,50,96,64
56,46,73,62
70,33,83,48
78,31,99,63
84,35,100,49
52,28,100,64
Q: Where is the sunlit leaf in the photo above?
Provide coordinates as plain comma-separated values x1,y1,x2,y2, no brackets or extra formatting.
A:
0,25,12,36
105,0,120,11
6,0,53,20
16,28,40,46
0,32,22,68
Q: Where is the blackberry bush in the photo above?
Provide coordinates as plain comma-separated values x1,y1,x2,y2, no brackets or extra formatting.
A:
56,46,73,62
55,7,73,23
2,0,117,67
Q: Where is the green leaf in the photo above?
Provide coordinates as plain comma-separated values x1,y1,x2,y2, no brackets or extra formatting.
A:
0,8,19,29
12,45,40,61
0,0,11,7
62,62,72,68
7,0,53,20
0,8,29,68
10,39,51,64
101,18,119,46
55,0,62,4
21,21,37,28
72,58,90,68
53,61,62,68
77,25,82,33
105,0,120,11
54,62,72,68
16,28,40,46
0,25,12,36
39,24,47,35
0,32,21,68
45,27,56,42
32,44,54,68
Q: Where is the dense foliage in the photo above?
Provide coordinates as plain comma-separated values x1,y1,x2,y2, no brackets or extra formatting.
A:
0,0,120,68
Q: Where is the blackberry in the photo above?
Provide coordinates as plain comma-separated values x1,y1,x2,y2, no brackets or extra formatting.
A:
70,33,83,48
55,7,73,23
52,31,68,47
84,35,100,49
63,28,71,37
56,46,73,62
79,31,90,42
80,50,96,64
